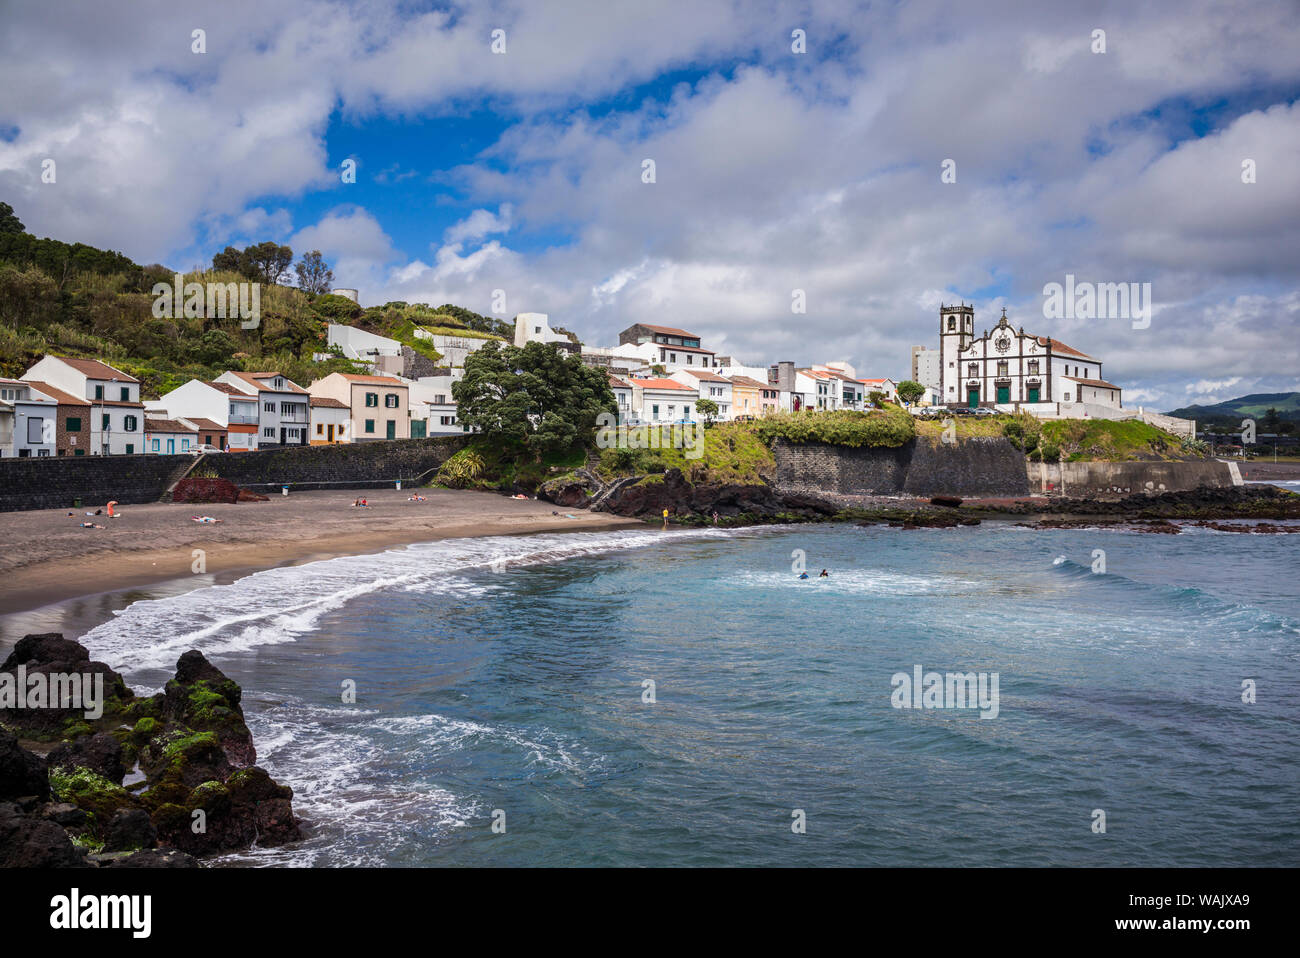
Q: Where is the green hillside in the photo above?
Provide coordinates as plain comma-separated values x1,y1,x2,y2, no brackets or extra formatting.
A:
1165,393,1300,430
0,205,508,399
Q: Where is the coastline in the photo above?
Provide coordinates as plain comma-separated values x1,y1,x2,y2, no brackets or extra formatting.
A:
0,488,644,621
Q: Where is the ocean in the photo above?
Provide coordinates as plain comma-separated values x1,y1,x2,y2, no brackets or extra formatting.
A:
59,522,1300,866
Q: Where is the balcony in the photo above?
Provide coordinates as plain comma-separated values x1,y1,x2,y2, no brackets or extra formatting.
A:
228,414,259,425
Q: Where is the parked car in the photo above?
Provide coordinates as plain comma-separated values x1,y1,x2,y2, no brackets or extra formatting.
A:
191,443,223,454
971,407,998,417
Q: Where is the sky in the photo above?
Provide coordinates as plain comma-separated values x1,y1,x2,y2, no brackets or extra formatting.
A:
1,0,1298,411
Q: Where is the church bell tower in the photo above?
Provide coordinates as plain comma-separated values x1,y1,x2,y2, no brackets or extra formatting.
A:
939,302,974,405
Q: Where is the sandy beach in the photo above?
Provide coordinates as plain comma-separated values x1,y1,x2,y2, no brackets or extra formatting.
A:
0,488,644,617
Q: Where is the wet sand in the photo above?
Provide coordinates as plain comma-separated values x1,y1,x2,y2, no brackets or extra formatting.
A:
0,488,643,618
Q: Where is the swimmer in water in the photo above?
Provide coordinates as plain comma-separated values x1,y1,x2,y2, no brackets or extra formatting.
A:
819,569,829,577
798,572,810,579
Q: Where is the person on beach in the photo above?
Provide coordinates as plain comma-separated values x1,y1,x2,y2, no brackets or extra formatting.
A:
106,500,118,518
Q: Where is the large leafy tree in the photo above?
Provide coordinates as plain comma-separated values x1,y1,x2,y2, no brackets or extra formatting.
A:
294,249,334,294
245,241,294,285
0,201,24,234
896,380,925,405
453,340,616,457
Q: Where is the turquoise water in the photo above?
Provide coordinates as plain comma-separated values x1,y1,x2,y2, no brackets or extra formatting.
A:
74,522,1300,867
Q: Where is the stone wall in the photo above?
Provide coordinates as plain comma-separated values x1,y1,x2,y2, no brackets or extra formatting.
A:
205,435,465,492
0,437,466,511
772,437,1030,498
0,454,195,512
771,438,1229,499
1027,459,1233,498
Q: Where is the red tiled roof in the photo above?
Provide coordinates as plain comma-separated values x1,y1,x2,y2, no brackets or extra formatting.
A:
205,381,251,396
1062,376,1121,389
725,375,768,389
50,356,139,383
635,323,699,338
607,374,632,389
145,418,198,433
22,381,90,406
677,369,730,382
309,397,350,408
334,373,407,386
180,417,225,431
1037,338,1096,361
225,371,308,394
631,378,695,391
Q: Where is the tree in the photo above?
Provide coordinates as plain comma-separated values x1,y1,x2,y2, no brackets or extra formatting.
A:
896,380,925,405
295,250,334,294
453,340,615,457
0,201,24,234
695,398,719,425
1262,408,1282,433
867,390,887,408
245,241,293,285
211,245,248,275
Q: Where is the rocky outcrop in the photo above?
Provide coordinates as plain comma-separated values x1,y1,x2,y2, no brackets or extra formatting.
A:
540,467,837,522
0,635,301,867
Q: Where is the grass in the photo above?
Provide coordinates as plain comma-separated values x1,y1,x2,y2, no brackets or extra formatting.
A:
596,421,775,485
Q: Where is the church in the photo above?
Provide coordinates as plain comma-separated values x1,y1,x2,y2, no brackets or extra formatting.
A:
934,304,1122,410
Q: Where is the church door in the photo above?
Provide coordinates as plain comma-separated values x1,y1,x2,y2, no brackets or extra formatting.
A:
996,386,1010,404
967,387,979,408
1027,386,1040,403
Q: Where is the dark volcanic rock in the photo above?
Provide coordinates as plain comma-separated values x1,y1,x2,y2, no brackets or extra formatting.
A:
97,847,199,868
929,495,964,508
0,729,50,801
160,650,256,768
104,808,158,852
0,633,134,738
47,732,126,785
0,801,89,868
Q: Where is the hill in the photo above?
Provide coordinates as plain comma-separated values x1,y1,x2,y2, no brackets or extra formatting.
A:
0,210,508,399
1164,393,1300,430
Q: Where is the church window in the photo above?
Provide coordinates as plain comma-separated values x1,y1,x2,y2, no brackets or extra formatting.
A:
968,364,978,377
948,317,955,331
997,361,1008,377
1028,360,1039,375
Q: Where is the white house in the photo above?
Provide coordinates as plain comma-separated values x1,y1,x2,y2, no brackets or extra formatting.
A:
616,324,718,373
143,418,198,455
607,373,634,425
149,378,262,451
0,378,57,458
411,329,503,369
326,323,404,376
409,376,463,436
670,369,732,420
215,371,311,447
795,369,842,411
629,377,698,424
309,397,351,444
859,378,899,403
22,356,145,455
513,312,578,351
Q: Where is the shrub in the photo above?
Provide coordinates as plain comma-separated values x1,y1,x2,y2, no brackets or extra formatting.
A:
752,407,916,448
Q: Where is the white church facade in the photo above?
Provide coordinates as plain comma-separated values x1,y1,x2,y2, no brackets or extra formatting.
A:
935,304,1122,412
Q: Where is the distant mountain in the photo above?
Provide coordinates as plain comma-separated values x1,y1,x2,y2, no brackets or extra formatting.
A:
1165,392,1300,427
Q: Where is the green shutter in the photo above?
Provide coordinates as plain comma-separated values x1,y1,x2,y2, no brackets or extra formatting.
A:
67,417,81,431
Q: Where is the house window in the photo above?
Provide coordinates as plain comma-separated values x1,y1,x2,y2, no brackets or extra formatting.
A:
265,401,275,412
125,444,134,454
316,424,324,435
384,394,398,408
27,419,43,443
152,438,160,451
75,449,84,456
120,387,129,401
102,414,110,429
67,417,81,431
182,438,190,450
687,355,693,365
37,448,50,457
364,419,375,433
94,385,104,399
652,404,660,418
669,353,677,363
263,427,274,438
366,393,378,407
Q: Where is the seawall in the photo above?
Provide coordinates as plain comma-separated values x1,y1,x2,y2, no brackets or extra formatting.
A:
772,437,1233,499
0,437,466,512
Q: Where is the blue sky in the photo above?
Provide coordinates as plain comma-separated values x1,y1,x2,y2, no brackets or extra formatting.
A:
1,0,1298,409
